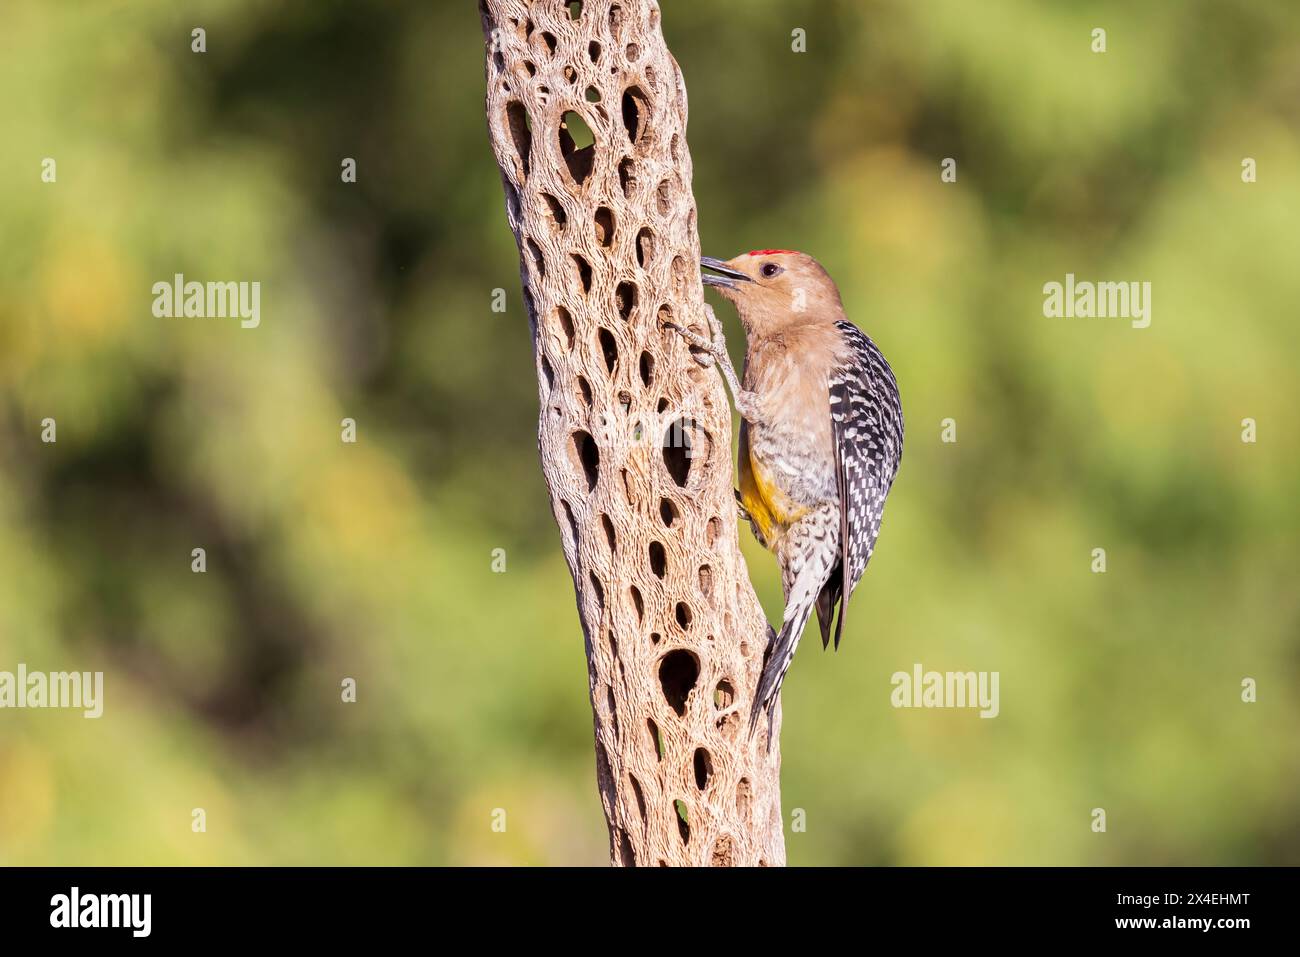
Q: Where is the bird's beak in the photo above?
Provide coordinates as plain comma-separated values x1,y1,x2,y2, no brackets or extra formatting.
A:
701,256,752,290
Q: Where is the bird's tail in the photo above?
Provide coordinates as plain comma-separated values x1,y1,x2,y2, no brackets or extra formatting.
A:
814,569,843,651
749,595,818,743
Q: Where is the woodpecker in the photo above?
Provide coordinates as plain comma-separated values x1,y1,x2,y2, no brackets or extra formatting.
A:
665,250,904,741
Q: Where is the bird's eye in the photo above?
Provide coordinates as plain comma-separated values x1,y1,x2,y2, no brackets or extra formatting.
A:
760,263,782,279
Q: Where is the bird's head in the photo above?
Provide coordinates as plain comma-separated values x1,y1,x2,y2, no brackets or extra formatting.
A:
700,249,846,335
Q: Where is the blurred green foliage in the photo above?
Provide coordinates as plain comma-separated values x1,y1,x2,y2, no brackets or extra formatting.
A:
1,0,1298,865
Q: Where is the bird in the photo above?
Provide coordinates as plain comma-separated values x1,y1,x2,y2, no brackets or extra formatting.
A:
664,250,904,743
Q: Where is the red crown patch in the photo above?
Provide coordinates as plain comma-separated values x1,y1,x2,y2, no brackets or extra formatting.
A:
746,249,798,257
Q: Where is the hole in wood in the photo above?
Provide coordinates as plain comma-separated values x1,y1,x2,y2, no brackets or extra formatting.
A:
626,43,641,61
571,430,599,491
541,193,567,232
629,585,643,622
648,541,666,578
567,0,583,19
588,40,601,62
571,253,593,293
622,85,648,146
615,281,637,322
659,498,678,527
714,680,734,710
593,206,615,247
526,237,545,276
576,375,592,407
597,327,618,372
650,631,661,645
601,513,616,552
521,285,536,330
504,100,532,178
663,417,704,488
647,718,663,761
636,227,654,268
539,352,554,390
693,748,713,790
638,351,654,388
559,111,596,185
673,800,690,845
588,571,604,613
540,31,557,55
675,601,692,629
710,834,734,868
663,441,689,487
595,734,612,790
659,649,699,717
672,257,691,302
658,181,674,217
736,778,752,820
698,564,713,598
656,396,668,414
561,499,579,548
585,85,601,102
554,306,575,349
630,775,647,824
618,157,634,197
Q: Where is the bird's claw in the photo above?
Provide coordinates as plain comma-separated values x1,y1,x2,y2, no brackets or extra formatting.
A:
663,320,719,368
664,307,751,422
733,487,752,522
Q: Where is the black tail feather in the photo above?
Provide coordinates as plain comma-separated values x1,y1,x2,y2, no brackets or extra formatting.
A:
814,569,843,651
748,616,800,742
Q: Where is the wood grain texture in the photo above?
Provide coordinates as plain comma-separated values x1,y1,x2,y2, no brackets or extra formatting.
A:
479,0,785,866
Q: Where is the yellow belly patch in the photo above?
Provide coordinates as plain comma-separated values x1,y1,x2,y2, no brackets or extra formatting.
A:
740,450,807,548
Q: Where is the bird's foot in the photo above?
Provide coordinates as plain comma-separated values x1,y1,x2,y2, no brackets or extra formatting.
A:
733,487,752,522
732,390,761,422
664,306,758,423
662,321,720,368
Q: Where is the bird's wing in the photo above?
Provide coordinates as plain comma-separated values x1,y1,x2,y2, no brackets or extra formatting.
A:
827,320,904,648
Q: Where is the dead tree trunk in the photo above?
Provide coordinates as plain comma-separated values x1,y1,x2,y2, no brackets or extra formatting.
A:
480,0,784,866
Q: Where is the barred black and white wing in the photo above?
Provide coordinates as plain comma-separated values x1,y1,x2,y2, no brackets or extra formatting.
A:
822,319,904,649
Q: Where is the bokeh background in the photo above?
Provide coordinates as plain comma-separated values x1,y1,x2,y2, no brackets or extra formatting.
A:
2,0,1298,865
